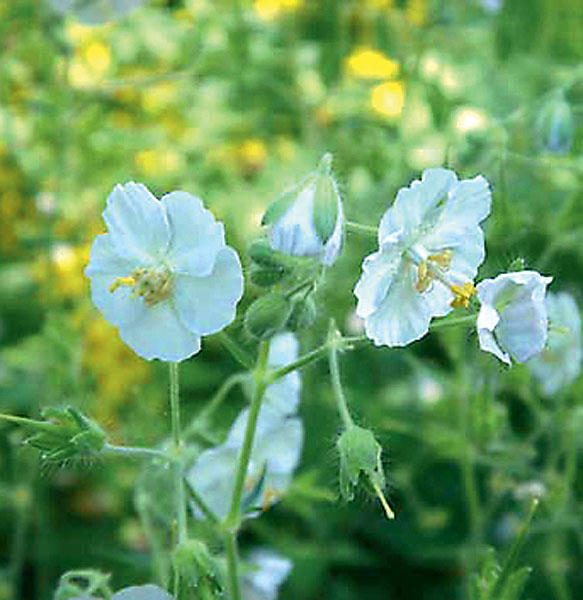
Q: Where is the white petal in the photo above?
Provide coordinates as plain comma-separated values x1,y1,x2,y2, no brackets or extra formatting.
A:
161,191,225,277
112,585,173,600
85,234,145,327
441,175,491,226
103,183,170,265
263,334,301,416
187,445,237,520
269,184,322,257
363,261,435,346
354,247,402,319
242,551,293,600
478,326,510,364
173,247,243,336
378,168,457,246
118,301,201,361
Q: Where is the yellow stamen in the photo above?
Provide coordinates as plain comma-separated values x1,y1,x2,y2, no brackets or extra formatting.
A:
416,261,432,293
261,486,282,511
372,481,395,520
428,249,452,269
109,276,136,293
450,281,476,309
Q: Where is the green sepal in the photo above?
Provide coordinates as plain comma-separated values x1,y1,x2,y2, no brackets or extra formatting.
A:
244,293,292,340
250,264,289,287
313,171,339,244
286,296,317,331
337,425,385,502
172,539,222,594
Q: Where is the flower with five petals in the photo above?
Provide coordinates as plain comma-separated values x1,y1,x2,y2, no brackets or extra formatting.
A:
354,168,491,347
85,182,243,362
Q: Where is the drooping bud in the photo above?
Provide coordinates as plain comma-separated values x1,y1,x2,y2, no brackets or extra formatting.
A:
535,92,574,154
172,540,222,596
0,406,106,464
244,293,293,340
262,153,344,266
337,425,395,519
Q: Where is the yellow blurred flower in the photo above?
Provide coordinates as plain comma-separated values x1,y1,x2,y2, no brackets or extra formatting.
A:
370,80,405,119
406,0,428,26
365,0,393,8
69,39,112,89
254,0,303,21
141,80,179,115
36,243,90,300
345,48,399,80
135,147,185,177
236,138,267,174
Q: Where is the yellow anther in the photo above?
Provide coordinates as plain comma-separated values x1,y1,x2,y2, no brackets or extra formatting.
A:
416,261,432,293
109,276,137,293
261,486,282,512
428,249,452,269
450,281,476,309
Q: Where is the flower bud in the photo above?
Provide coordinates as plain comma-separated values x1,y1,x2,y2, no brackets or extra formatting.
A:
262,153,344,266
172,540,221,595
286,296,317,331
337,425,394,519
244,293,292,340
535,93,574,154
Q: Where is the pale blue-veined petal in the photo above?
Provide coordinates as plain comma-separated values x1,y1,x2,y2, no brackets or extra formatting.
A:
85,234,146,327
269,183,323,258
321,197,344,266
172,247,243,336
119,301,201,362
103,183,170,265
112,584,174,600
528,292,582,396
354,247,402,319
378,168,457,247
241,551,293,600
262,333,301,416
477,271,552,364
161,191,226,278
362,260,438,346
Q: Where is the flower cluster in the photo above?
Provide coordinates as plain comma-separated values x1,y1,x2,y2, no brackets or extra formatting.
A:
85,183,243,362
187,333,303,520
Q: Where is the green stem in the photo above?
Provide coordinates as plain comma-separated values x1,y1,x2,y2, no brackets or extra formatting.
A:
430,313,477,331
345,220,378,236
217,331,255,370
102,444,168,461
224,531,241,600
327,323,354,429
186,485,220,526
225,341,271,528
169,363,188,546
223,341,271,600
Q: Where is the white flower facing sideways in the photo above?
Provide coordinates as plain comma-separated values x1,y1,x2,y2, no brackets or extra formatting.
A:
85,183,244,361
263,153,344,266
187,333,303,520
476,271,552,364
527,292,581,395
354,168,491,346
240,550,293,600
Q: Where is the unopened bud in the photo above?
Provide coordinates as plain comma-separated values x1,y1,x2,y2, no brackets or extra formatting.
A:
286,296,317,331
535,93,574,154
172,540,221,594
244,293,292,340
262,153,344,265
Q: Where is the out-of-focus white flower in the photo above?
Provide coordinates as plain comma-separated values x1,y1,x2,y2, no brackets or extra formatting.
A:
476,271,552,364
528,292,581,395
85,182,243,362
354,168,491,347
47,0,145,24
241,550,293,600
112,585,174,600
263,153,343,266
187,334,303,520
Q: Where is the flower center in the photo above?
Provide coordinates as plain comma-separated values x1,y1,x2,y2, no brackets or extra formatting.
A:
109,267,173,307
408,245,476,309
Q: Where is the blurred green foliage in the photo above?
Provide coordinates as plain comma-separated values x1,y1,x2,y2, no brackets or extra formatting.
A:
2,0,583,599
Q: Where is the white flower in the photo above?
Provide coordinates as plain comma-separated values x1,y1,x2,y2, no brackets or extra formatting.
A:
354,168,491,347
47,0,145,24
476,271,552,364
241,550,293,600
527,292,581,395
112,585,173,600
85,183,243,362
263,153,344,266
187,334,303,520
